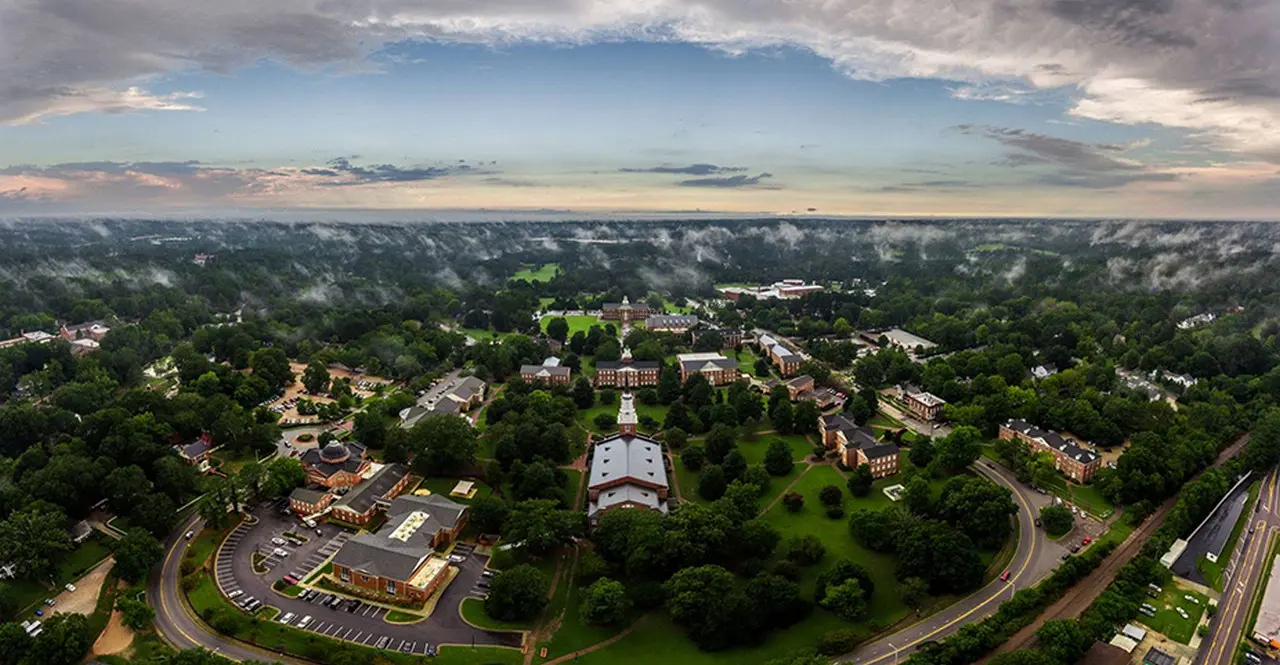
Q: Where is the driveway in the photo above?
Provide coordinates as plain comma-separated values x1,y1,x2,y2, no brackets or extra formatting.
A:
214,504,521,653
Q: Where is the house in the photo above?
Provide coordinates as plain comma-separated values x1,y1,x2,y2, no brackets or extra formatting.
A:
594,347,661,388
757,334,803,376
819,413,899,478
1141,647,1176,665
1157,370,1198,390
0,330,56,349
1000,420,1101,483
445,376,488,410
174,433,215,467
69,520,93,544
719,280,825,301
1177,312,1216,330
288,488,335,516
785,375,815,399
330,493,468,604
59,322,111,342
1031,364,1058,380
601,296,652,323
329,463,414,525
521,357,572,385
69,338,101,356
586,394,670,524
644,315,698,333
898,385,946,421
691,328,744,348
676,352,740,385
300,441,370,488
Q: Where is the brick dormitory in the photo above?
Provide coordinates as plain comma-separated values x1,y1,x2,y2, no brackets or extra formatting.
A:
999,419,1101,483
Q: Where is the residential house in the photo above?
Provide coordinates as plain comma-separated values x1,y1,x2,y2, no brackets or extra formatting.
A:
288,488,335,516
690,328,744,348
676,352,741,385
644,315,698,333
999,420,1101,483
174,433,215,467
1157,370,1198,390
69,520,93,544
819,413,899,478
0,330,56,349
1031,364,1059,380
329,463,414,525
1177,312,1216,330
59,322,111,342
594,347,661,388
330,493,468,603
757,334,803,376
520,357,572,385
300,441,370,489
601,296,652,323
898,384,946,421
69,338,101,356
586,394,670,524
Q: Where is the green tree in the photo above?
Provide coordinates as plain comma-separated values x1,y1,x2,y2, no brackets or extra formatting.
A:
821,578,868,621
301,359,331,394
24,613,90,665
502,500,582,554
792,400,820,436
899,576,929,609
0,622,30,665
698,464,728,501
1040,504,1074,537
248,347,293,391
721,449,747,481
847,464,874,497
819,484,843,507
682,445,706,472
105,465,153,515
897,521,985,594
908,437,935,468
769,399,794,433
470,496,510,533
704,424,736,464
1036,619,1092,665
116,595,156,630
579,577,631,625
937,476,1018,549
485,564,549,621
546,317,570,343
409,414,478,474
764,439,795,476
664,427,688,449
903,475,933,516
572,376,595,409
782,534,826,566
0,504,73,581
933,425,982,474
113,528,164,584
664,565,754,651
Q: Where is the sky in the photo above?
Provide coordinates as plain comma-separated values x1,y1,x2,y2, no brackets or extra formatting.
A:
1,0,1278,220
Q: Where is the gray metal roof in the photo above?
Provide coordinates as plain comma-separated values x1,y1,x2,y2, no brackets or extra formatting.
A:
589,484,670,518
521,365,571,378
588,433,668,490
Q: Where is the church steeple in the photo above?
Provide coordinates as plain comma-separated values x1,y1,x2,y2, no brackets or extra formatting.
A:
617,391,638,435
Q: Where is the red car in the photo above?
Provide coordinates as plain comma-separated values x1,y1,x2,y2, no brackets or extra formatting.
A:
1082,536,1092,545
1000,570,1011,582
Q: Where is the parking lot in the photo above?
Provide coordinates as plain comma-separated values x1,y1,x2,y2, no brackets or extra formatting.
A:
213,502,522,653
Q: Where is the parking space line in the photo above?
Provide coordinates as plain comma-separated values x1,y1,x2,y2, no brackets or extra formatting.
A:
340,628,352,639
351,631,363,642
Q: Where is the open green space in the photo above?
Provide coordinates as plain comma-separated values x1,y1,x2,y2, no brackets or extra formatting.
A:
578,400,669,435
1138,586,1207,644
513,264,560,282
1200,479,1261,590
384,609,420,623
739,433,813,466
536,558,629,663
735,347,767,378
416,476,496,504
663,301,694,314
540,314,603,338
867,412,905,429
460,597,534,631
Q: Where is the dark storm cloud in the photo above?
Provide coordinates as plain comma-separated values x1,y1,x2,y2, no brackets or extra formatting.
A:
309,157,492,186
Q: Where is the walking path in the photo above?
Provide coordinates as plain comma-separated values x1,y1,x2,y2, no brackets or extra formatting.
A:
540,615,650,665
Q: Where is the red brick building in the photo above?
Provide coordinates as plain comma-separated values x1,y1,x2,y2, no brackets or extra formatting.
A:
520,357,572,385
820,413,899,478
676,352,741,385
594,347,660,388
999,420,1101,483
300,441,370,489
601,296,652,323
328,463,414,525
898,385,946,421
586,394,670,525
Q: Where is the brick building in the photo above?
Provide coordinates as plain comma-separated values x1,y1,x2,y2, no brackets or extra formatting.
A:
520,357,572,385
690,328,744,348
999,420,1101,483
601,296,652,323
329,463,414,525
820,413,900,478
586,394,670,525
644,315,698,333
288,488,335,516
758,333,803,376
594,347,660,388
676,352,741,385
300,441,370,489
898,384,946,421
330,493,467,604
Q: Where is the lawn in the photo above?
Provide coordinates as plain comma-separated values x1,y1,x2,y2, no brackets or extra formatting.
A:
540,314,603,338
867,412,905,429
188,524,235,568
676,433,813,504
739,433,813,466
1039,474,1116,518
1200,479,1261,590
537,557,629,663
416,477,496,505
578,400,669,435
734,347,769,378
1139,586,1207,644
513,264,560,282
663,301,694,314
460,597,534,631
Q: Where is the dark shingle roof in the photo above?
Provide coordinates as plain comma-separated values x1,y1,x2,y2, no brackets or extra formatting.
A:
1006,420,1098,464
333,463,409,516
300,442,367,479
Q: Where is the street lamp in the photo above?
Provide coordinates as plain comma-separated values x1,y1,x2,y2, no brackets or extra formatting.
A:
888,641,899,665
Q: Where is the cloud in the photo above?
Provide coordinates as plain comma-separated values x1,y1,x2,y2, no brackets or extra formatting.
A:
958,125,1178,188
305,157,489,186
620,164,747,175
678,172,775,188
2,0,1278,161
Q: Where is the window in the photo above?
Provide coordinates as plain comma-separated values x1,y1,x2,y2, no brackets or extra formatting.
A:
386,580,396,595
339,567,350,582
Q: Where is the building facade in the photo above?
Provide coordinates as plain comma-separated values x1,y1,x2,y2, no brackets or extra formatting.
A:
300,441,370,488
330,494,467,604
758,333,803,376
600,296,652,323
690,328,744,348
329,463,414,525
520,357,572,385
594,347,661,388
899,385,946,421
999,420,1101,483
288,488,335,515
820,413,900,478
676,352,741,385
644,315,698,333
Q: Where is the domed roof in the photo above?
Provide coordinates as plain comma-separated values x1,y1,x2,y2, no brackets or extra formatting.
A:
319,441,350,464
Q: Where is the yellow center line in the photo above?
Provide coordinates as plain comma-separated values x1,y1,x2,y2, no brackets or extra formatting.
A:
157,515,204,649
856,468,1036,665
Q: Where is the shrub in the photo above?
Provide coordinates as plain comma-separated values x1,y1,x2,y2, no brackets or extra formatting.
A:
682,445,706,471
783,491,804,512
826,506,846,519
819,484,843,507
818,628,862,655
783,535,827,566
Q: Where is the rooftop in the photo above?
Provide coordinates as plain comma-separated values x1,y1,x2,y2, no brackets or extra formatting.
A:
331,493,464,583
300,441,368,479
589,433,668,491
1005,420,1099,464
332,463,409,516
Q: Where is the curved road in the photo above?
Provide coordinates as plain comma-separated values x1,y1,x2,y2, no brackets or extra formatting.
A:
838,461,1064,664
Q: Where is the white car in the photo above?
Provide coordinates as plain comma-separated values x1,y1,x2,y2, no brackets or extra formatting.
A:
1184,594,1200,604
1176,608,1189,619
64,583,76,592
297,616,312,629
271,537,287,546
448,555,466,564
273,548,289,557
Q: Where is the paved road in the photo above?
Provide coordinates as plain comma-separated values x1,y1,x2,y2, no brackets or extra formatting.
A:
150,508,522,663
838,461,1064,664
1196,467,1280,665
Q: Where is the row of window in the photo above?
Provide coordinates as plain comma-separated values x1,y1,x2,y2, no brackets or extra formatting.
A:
338,567,398,595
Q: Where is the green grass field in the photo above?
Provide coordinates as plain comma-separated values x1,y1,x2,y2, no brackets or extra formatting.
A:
735,347,768,378
1039,474,1115,518
416,477,496,504
513,264,560,282
739,433,813,466
578,400,669,435
1200,479,1261,590
540,314,604,338
460,597,534,631
1139,586,1207,644
536,559,629,663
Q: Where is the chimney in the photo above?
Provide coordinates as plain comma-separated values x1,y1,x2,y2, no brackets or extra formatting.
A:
617,391,638,436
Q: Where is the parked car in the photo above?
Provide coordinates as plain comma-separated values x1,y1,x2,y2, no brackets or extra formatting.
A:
448,554,466,564
400,642,413,653
272,537,287,546
297,616,312,629
1184,594,1200,604
278,612,295,624
425,644,437,657
64,583,75,592
1081,536,1092,545
481,570,497,578
229,590,243,599
1034,518,1042,527
375,637,390,649
1070,544,1081,553
1176,608,1189,619
44,598,55,606
273,548,289,557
